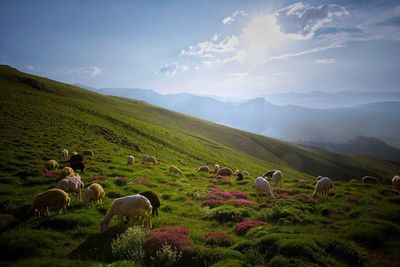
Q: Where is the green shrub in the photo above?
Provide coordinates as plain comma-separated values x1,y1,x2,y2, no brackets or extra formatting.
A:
269,255,290,267
111,226,147,262
203,206,253,223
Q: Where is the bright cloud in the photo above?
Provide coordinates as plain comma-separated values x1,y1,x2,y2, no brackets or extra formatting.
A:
275,2,348,38
266,45,342,61
158,62,189,76
26,65,34,70
222,10,248,25
181,35,239,58
69,66,101,76
315,58,336,64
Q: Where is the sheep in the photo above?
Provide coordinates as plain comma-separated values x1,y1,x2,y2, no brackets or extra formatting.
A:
217,167,233,177
127,155,135,165
271,170,283,187
60,149,69,160
70,153,83,164
169,165,183,176
316,176,324,181
60,166,74,179
236,172,244,181
139,191,161,217
100,194,153,232
242,171,250,177
142,155,157,165
349,179,359,183
209,164,220,174
83,183,105,207
362,176,379,184
83,149,94,158
45,160,59,171
56,176,84,200
254,177,275,202
30,188,70,218
393,175,400,185
71,161,85,173
312,177,334,200
263,170,276,179
197,166,210,173
234,170,240,175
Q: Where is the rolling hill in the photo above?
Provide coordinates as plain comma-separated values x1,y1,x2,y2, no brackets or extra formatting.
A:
0,65,399,266
89,86,400,150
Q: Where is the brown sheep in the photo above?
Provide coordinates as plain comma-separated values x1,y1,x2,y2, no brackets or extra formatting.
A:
197,166,210,173
30,188,70,218
217,167,233,176
139,191,161,217
45,160,59,171
362,176,379,184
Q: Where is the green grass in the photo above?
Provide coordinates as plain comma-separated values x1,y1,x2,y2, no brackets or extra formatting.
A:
0,65,399,266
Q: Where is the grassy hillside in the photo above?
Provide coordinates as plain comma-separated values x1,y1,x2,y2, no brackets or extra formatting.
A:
0,65,399,266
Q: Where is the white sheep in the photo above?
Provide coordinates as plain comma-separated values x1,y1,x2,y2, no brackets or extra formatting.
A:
83,149,94,158
271,170,283,187
100,194,153,232
169,165,183,176
217,167,233,176
60,149,69,160
393,175,400,185
142,155,157,165
45,160,59,171
254,177,276,202
197,166,210,173
242,171,249,177
83,183,105,207
30,188,70,218
56,176,84,200
312,177,334,200
234,170,240,175
316,176,324,181
127,155,135,165
60,166,74,179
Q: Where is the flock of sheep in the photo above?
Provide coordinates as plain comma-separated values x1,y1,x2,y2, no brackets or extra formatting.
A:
30,149,400,232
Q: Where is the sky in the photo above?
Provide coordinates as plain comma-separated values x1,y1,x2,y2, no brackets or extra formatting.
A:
1,0,400,99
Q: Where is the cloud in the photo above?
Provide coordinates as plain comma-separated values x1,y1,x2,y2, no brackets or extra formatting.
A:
229,72,248,78
222,10,248,25
315,58,336,64
211,33,219,41
266,45,343,61
181,35,239,58
70,66,101,77
158,62,189,76
26,65,34,70
275,2,348,38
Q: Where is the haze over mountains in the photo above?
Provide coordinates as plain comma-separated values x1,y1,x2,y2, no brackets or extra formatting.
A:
77,85,400,155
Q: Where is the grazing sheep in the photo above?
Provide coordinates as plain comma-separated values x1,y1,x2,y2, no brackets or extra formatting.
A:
60,149,69,160
393,175,400,185
271,170,283,187
71,161,85,173
236,172,244,181
30,188,70,218
45,160,59,171
312,177,334,200
169,165,183,176
60,167,74,179
142,155,157,165
362,176,379,184
263,170,276,178
100,194,153,232
70,153,83,164
254,177,275,202
83,183,105,207
83,149,94,158
316,176,324,181
209,164,220,174
56,176,84,200
197,166,210,173
217,167,233,177
234,170,240,175
349,179,359,183
242,171,250,177
127,155,135,165
139,191,161,217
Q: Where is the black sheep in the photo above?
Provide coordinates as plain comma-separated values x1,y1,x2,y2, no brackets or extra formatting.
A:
71,161,85,174
236,172,244,181
139,191,160,217
70,154,83,165
263,170,276,178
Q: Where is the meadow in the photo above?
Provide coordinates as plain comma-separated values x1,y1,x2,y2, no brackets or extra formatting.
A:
0,65,399,266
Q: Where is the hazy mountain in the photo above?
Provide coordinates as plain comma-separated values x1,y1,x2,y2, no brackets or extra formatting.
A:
265,91,400,109
298,136,400,162
82,86,400,150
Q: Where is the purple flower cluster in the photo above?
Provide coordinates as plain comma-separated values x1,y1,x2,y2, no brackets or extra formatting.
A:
202,187,250,208
136,178,150,185
229,198,255,206
42,170,58,178
235,220,267,235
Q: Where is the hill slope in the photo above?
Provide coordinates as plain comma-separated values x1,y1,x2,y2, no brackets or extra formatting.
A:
0,65,399,267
